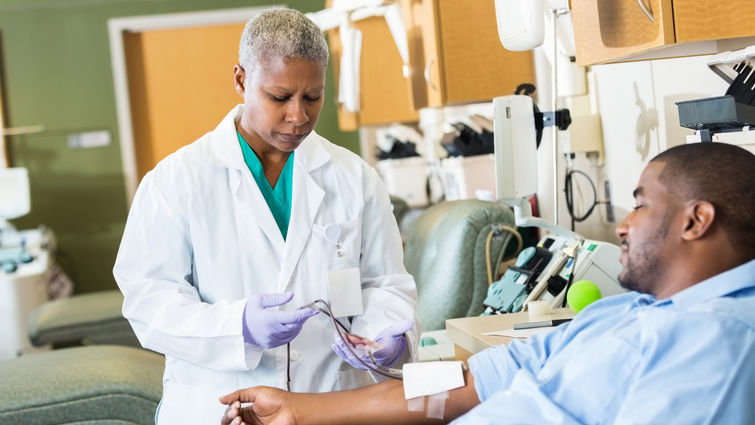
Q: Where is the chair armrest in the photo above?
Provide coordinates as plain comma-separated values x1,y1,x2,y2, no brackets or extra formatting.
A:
28,290,139,348
0,345,163,424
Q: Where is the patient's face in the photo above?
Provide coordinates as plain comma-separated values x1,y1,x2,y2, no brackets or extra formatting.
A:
615,162,681,295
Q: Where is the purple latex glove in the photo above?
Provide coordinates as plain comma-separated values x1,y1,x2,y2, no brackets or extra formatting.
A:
242,293,317,349
332,320,414,369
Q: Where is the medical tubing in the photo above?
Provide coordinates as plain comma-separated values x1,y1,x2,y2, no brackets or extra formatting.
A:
564,168,598,230
484,228,503,285
485,224,524,285
329,310,401,380
286,343,291,391
309,299,403,380
287,302,353,391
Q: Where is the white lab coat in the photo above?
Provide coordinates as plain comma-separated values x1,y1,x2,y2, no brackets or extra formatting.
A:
113,106,420,424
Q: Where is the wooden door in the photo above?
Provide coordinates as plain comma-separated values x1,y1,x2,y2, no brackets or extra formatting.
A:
124,23,244,180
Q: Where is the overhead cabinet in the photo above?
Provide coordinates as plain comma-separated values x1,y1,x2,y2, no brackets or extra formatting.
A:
327,14,420,131
572,0,755,66
326,0,535,130
399,0,535,109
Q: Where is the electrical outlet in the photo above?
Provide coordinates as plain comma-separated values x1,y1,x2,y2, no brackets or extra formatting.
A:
68,130,111,149
604,180,615,222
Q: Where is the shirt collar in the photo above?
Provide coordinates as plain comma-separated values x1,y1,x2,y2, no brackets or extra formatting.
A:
667,259,755,308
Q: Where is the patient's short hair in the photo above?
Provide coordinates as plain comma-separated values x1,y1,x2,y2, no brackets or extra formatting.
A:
651,143,755,256
239,8,328,73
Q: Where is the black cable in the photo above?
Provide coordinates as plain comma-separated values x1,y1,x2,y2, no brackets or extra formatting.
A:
286,343,291,391
564,169,598,230
303,300,403,380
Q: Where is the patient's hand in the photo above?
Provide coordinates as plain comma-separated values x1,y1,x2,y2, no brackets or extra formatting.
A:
220,386,297,425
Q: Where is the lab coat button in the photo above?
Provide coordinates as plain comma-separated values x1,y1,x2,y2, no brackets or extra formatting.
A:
289,350,301,362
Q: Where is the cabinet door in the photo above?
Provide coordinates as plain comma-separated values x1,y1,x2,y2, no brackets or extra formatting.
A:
435,0,534,106
401,0,443,108
573,0,675,66
328,16,419,130
673,0,755,43
402,0,534,109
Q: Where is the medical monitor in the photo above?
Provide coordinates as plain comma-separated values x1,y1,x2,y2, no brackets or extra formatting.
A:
0,168,30,228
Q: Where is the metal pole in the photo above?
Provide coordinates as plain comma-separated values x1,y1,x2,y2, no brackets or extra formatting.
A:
551,8,559,226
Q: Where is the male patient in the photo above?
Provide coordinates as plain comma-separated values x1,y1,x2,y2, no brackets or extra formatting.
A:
220,142,755,424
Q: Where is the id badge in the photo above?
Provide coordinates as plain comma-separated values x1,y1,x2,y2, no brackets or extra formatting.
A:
323,223,363,318
328,267,363,318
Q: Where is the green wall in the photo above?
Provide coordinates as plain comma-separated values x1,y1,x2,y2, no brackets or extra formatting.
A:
0,0,358,294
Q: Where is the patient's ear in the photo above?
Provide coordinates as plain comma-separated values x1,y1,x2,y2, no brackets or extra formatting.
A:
681,201,715,241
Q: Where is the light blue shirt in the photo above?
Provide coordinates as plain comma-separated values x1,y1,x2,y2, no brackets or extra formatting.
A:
456,259,755,425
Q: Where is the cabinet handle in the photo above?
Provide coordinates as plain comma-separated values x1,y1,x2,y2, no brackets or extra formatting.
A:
636,0,654,23
424,57,437,91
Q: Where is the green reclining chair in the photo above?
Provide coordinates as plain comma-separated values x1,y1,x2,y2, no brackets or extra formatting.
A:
0,345,163,424
404,200,522,332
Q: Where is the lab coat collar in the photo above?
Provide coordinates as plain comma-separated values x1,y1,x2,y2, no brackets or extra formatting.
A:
279,150,326,292
279,128,330,292
209,105,247,171
209,105,331,173
209,105,329,290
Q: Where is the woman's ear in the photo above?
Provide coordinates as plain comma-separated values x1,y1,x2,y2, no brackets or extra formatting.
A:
681,201,716,242
233,65,246,97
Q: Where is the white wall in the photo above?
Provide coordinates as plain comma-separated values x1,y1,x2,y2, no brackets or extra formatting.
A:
531,52,728,244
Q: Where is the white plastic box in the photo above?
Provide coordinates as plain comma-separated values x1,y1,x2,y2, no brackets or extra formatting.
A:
439,153,496,201
375,157,429,208
0,229,53,359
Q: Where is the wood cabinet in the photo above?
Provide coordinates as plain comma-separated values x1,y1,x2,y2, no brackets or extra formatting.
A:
400,0,534,109
326,0,535,130
327,15,420,131
572,0,755,66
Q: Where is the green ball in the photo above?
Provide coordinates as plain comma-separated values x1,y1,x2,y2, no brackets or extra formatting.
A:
567,280,602,312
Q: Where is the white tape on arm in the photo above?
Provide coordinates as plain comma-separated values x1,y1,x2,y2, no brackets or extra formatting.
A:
402,361,465,399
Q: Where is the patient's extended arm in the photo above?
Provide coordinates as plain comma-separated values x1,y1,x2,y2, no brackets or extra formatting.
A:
219,371,480,425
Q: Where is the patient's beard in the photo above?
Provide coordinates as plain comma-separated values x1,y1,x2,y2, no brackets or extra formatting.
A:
618,216,671,295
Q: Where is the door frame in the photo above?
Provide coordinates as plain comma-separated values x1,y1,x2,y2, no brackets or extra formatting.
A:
0,30,7,168
108,6,278,205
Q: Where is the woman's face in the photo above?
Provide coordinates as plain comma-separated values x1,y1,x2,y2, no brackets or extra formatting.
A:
234,55,325,155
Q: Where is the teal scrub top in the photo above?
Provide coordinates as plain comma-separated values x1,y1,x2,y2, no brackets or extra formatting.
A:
237,132,294,240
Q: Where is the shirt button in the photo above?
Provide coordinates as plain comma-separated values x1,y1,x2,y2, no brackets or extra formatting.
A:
290,350,301,362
